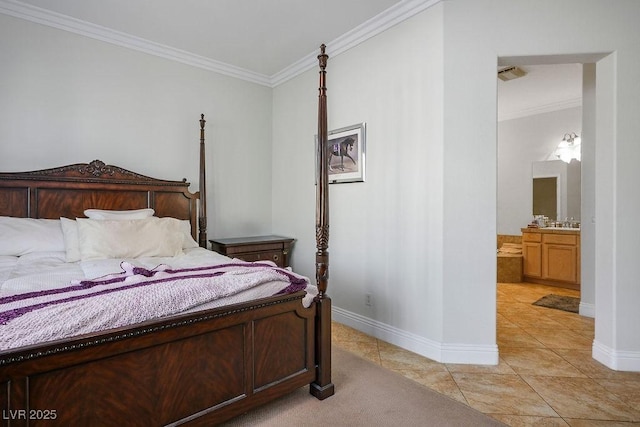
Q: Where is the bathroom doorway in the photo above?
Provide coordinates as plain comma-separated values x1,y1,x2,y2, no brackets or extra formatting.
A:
496,56,593,352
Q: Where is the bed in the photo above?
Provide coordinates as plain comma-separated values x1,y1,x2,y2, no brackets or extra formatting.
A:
0,46,333,426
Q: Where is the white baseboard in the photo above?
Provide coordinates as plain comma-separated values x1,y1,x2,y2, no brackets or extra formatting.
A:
579,301,595,318
332,306,499,365
592,340,640,372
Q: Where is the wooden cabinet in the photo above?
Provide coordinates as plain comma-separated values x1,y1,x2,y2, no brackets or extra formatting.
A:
209,235,295,268
543,233,579,283
522,228,580,289
522,232,542,278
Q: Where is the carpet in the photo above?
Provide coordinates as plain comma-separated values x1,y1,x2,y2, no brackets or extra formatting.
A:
221,347,504,426
532,294,579,313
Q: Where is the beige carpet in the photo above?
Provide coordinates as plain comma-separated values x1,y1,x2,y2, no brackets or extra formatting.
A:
222,347,504,426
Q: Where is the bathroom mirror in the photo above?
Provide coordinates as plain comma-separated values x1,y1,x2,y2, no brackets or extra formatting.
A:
532,160,581,221
533,177,557,219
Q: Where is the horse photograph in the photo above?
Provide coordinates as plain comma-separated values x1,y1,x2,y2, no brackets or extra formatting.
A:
329,136,357,172
324,123,366,183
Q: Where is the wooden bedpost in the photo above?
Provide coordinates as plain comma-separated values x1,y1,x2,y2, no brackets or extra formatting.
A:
315,44,330,299
310,44,335,400
198,114,208,248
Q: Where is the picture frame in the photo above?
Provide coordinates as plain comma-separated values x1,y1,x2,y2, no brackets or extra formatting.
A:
316,123,366,184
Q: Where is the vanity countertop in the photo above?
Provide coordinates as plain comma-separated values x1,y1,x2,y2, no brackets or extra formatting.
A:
521,227,580,234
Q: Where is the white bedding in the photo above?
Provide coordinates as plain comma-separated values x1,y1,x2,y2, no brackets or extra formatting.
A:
0,247,316,351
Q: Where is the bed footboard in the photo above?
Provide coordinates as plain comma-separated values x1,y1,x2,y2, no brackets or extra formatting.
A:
1,293,315,426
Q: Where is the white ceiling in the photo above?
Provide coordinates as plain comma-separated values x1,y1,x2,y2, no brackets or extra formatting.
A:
12,0,402,76
2,0,583,119
497,63,583,121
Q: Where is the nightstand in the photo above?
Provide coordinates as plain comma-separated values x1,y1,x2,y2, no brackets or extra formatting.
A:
209,235,295,268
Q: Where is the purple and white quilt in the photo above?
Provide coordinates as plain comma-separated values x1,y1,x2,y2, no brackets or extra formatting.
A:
0,256,312,351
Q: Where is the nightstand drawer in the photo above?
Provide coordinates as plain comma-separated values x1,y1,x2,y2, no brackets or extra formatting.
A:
236,250,283,265
222,242,283,256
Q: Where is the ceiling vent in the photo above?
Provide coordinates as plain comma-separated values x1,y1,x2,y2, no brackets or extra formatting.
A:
497,66,527,81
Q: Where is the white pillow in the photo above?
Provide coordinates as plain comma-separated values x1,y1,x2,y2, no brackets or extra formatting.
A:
61,217,198,260
84,208,155,220
76,217,184,260
180,220,200,249
0,216,65,256
60,217,81,262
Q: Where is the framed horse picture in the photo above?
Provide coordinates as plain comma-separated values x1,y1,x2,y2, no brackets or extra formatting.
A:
318,122,366,184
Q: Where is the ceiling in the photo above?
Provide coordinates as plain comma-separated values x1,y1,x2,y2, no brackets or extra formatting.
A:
3,0,583,119
12,0,403,76
497,63,583,121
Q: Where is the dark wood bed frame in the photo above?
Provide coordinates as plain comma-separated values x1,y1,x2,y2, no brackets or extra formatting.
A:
0,46,333,426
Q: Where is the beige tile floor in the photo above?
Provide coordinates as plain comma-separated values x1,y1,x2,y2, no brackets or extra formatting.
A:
332,282,640,426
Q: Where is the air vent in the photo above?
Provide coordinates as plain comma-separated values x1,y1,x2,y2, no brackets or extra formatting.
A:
498,66,527,81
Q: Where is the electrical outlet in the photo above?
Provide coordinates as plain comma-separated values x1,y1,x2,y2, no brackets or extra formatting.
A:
365,293,372,307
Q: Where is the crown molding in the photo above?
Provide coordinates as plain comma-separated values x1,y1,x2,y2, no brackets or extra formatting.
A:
1,0,441,88
1,0,580,118
271,0,441,87
499,97,583,122
0,0,271,86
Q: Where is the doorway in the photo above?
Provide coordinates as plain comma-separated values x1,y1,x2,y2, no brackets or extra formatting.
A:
496,55,593,353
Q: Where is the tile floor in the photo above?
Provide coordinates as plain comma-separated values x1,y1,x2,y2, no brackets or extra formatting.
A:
332,282,640,426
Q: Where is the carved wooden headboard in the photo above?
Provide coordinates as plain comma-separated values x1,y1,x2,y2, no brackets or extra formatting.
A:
0,159,201,241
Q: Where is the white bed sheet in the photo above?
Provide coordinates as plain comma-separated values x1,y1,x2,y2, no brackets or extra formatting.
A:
0,251,83,293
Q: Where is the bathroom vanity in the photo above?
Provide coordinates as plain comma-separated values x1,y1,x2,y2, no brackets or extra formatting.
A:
521,227,580,290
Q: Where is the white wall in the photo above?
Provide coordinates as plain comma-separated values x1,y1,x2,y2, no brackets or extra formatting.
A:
0,13,273,238
275,0,640,369
273,5,452,360
566,159,581,220
580,64,596,318
497,107,582,235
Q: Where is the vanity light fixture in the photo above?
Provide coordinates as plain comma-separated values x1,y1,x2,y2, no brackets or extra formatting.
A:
553,132,581,163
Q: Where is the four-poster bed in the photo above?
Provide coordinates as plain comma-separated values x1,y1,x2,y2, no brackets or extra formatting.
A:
0,46,333,425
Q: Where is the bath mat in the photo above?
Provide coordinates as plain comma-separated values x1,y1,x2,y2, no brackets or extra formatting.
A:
532,294,579,313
